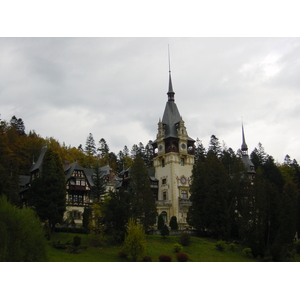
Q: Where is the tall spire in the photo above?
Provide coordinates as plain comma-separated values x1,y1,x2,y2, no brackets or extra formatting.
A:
167,45,175,102
241,123,248,154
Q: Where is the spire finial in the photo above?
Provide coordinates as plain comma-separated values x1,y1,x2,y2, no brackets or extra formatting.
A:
167,45,175,101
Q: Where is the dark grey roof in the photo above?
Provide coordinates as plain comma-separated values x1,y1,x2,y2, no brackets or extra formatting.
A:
242,154,255,173
64,162,85,180
19,175,30,187
29,146,47,173
241,124,248,151
162,101,182,138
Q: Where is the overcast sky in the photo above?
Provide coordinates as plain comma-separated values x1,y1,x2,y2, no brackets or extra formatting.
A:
1,37,299,163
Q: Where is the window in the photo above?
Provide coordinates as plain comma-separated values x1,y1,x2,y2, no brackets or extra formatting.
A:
162,178,166,185
181,190,188,199
181,158,185,166
162,159,165,167
161,211,167,223
163,192,167,201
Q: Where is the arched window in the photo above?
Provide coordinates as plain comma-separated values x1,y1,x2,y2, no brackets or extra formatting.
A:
161,211,167,223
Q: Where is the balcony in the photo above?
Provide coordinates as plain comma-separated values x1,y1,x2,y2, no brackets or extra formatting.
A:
178,197,192,206
156,200,172,206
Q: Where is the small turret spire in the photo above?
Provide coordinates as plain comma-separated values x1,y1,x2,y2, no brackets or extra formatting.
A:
167,45,175,102
241,123,248,154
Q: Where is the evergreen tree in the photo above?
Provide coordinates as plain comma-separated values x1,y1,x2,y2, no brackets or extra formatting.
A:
169,216,178,230
102,189,131,244
209,135,222,157
194,138,206,163
90,163,106,202
28,148,66,231
157,213,165,230
160,224,170,238
188,151,230,239
85,133,96,156
98,138,110,159
129,155,157,231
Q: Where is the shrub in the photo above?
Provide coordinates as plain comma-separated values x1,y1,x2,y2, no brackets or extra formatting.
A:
173,243,183,253
179,233,191,246
142,256,152,262
161,224,169,238
215,240,227,251
176,252,189,262
242,247,252,257
90,234,106,247
159,254,172,262
118,251,128,259
123,219,146,261
52,240,67,249
66,244,80,254
73,235,81,247
0,196,48,262
228,243,237,251
294,240,300,254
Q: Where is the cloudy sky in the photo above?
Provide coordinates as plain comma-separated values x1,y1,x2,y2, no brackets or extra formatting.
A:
1,37,299,163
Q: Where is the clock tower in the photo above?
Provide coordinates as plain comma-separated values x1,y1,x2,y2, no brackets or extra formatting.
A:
152,70,195,228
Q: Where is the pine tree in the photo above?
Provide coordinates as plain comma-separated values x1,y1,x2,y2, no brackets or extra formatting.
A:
85,133,96,156
129,155,157,231
28,148,66,231
188,151,230,239
102,189,131,243
90,163,106,202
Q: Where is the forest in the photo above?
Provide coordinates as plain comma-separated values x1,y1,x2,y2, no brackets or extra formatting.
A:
1,115,300,261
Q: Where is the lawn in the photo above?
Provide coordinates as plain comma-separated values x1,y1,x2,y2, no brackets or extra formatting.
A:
46,232,260,262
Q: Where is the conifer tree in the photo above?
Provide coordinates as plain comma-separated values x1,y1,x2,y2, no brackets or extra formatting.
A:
188,151,230,239
85,133,96,156
28,148,66,231
129,155,157,231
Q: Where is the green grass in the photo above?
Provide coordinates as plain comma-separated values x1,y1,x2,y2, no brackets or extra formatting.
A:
46,232,260,262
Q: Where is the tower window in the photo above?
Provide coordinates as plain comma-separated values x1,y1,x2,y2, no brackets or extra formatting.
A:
162,159,165,167
181,158,185,166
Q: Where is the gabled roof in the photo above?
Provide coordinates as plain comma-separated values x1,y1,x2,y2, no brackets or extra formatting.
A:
29,146,47,173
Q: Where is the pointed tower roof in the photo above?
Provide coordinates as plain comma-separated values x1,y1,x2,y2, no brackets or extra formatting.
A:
167,71,175,102
241,123,248,152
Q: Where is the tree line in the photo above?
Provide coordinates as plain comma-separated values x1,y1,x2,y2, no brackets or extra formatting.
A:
188,135,300,261
1,115,300,261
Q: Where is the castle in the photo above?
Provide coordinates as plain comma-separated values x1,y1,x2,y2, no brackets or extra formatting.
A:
19,68,255,229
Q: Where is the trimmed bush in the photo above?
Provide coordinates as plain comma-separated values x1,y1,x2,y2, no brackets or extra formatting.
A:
161,224,169,238
142,256,152,262
215,240,227,251
118,251,128,259
179,233,191,246
169,216,178,230
159,254,172,262
242,247,252,257
176,252,189,262
173,243,183,253
73,235,81,247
